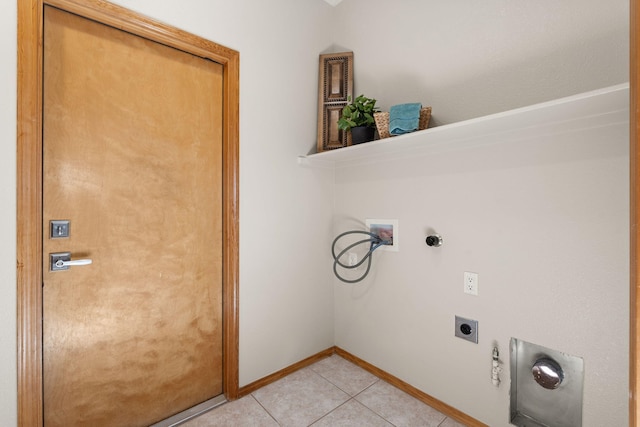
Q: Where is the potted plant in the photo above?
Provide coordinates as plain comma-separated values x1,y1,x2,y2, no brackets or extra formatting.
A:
337,94,378,144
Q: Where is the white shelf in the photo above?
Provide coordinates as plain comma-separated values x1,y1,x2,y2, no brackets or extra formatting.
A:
298,83,630,169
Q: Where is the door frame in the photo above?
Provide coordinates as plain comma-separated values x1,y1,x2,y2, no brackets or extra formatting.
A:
633,0,639,425
17,0,240,425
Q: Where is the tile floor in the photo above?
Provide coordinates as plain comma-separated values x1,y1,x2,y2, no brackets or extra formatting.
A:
182,354,467,427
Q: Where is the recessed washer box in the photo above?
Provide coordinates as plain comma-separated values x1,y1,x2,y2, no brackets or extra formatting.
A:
365,219,398,252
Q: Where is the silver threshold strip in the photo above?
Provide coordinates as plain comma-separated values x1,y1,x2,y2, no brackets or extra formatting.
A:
150,394,227,427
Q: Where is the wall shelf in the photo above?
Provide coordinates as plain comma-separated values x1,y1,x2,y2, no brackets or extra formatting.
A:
298,83,629,169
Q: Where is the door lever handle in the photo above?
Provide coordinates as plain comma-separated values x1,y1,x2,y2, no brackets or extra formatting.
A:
50,252,93,271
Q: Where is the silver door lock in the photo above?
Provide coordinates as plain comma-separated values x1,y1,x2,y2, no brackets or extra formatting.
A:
50,220,70,238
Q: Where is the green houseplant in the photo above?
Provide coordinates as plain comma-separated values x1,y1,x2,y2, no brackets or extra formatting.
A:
337,94,378,144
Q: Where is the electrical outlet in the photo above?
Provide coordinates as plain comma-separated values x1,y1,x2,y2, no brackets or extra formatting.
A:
347,252,358,266
455,315,478,343
464,271,478,295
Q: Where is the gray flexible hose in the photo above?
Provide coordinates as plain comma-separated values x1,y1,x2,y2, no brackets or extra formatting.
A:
332,230,391,283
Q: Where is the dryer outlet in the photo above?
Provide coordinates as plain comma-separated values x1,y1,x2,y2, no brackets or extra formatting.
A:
455,316,478,344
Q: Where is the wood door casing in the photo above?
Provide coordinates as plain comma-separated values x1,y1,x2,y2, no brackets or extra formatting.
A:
17,0,240,425
632,0,639,424
42,6,223,425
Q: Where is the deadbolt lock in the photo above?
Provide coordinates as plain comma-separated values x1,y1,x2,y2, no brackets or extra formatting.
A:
50,220,70,238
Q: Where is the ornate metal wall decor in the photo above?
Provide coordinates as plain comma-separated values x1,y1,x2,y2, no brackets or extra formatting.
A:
317,52,353,152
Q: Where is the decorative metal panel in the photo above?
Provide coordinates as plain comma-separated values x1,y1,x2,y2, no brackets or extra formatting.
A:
317,52,353,152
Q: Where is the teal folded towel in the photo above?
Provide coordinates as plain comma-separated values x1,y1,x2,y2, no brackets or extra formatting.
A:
389,103,422,135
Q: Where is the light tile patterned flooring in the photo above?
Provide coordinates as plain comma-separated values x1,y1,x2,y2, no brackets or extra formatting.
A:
182,354,467,427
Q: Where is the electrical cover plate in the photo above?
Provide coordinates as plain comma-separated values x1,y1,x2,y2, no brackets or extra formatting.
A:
455,315,478,343
464,271,479,295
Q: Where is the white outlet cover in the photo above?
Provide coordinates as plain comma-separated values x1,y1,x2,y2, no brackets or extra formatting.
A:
464,271,479,295
366,219,399,252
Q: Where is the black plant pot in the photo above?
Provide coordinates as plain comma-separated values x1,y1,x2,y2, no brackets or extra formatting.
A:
350,126,375,145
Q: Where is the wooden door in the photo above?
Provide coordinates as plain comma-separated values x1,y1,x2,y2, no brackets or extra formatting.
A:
42,6,223,425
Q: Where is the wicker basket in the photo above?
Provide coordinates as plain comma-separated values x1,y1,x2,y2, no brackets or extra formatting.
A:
374,107,432,139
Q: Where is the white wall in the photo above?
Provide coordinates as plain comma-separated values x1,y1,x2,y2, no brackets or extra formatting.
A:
333,117,629,426
333,0,628,126
328,2,629,425
2,0,630,425
1,1,17,426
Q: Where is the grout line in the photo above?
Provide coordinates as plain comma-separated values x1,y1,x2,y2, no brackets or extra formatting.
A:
185,353,459,426
306,397,354,426
250,394,282,426
306,355,405,426
310,367,381,398
350,383,397,427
